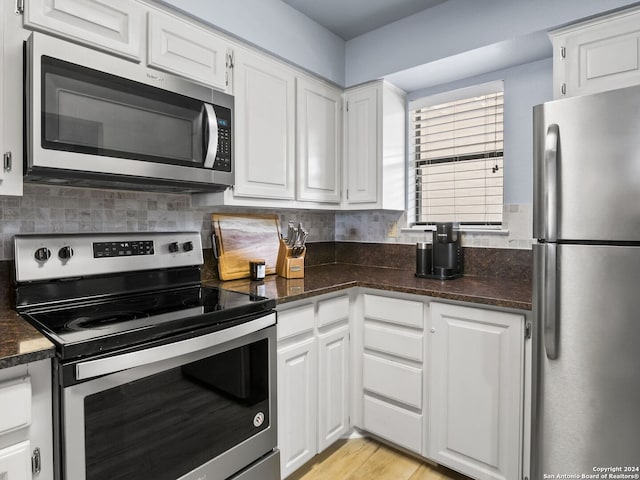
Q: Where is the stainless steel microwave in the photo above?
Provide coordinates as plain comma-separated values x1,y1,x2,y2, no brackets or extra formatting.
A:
25,32,234,192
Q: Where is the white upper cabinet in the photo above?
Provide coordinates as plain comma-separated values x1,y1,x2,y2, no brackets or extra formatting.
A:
296,77,342,203
343,81,405,210
429,302,524,480
147,11,230,91
23,0,144,60
232,47,296,200
0,0,25,196
550,6,640,98
344,84,378,204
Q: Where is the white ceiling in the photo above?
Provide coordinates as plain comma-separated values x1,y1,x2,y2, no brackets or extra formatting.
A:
281,0,448,40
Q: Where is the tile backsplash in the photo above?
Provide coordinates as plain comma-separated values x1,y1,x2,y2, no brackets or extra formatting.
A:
0,184,532,260
0,185,335,260
336,204,533,249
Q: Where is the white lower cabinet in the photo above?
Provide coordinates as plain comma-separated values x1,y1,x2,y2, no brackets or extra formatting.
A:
428,302,524,480
0,441,31,480
278,337,317,478
0,359,53,480
276,294,350,479
357,292,425,455
277,289,529,480
317,325,349,452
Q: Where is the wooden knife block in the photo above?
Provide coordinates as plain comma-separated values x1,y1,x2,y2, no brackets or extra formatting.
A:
276,240,305,278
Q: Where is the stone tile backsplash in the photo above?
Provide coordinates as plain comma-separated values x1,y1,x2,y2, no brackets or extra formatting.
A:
0,184,532,260
335,204,533,249
0,185,335,260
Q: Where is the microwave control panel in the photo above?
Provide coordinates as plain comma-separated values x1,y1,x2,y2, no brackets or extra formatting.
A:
213,107,232,172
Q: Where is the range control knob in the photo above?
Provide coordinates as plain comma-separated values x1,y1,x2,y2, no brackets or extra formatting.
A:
182,241,194,252
34,247,51,262
58,246,74,260
168,241,180,253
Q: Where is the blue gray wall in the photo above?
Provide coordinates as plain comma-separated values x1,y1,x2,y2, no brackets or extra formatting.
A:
345,0,640,87
408,58,553,205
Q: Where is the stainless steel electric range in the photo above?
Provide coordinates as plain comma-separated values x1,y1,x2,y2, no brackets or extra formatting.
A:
14,232,280,480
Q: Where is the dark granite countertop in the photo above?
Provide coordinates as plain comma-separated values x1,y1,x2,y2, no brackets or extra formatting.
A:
0,311,55,369
205,263,532,311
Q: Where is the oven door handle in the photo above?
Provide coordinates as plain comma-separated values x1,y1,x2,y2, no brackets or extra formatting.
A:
75,313,275,381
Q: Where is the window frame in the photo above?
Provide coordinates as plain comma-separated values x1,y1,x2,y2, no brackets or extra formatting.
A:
408,80,505,227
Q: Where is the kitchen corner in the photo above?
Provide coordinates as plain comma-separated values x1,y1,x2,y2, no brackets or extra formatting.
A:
203,242,532,310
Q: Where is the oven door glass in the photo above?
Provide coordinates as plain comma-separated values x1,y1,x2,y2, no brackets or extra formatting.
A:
62,328,274,480
41,56,230,168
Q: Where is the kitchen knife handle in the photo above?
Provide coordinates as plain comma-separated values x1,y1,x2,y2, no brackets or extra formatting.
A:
538,243,559,360
544,124,559,242
202,103,219,169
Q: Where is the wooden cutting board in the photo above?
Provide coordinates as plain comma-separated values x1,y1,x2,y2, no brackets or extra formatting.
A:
212,213,281,280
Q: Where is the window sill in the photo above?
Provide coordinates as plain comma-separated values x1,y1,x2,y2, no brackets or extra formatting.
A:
401,226,509,236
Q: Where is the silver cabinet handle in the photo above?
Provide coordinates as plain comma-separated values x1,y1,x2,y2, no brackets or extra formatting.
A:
544,124,559,242
75,313,275,380
202,103,219,169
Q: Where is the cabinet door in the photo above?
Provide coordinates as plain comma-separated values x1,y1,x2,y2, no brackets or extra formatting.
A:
233,48,296,200
344,85,379,204
429,303,524,480
317,325,349,452
147,11,229,91
278,338,317,479
24,0,144,60
296,77,342,203
0,441,31,480
1,0,25,196
553,8,640,98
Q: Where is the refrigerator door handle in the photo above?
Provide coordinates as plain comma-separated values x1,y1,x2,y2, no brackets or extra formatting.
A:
542,243,559,359
544,124,559,242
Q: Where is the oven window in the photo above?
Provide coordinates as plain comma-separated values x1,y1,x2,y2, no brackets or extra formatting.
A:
83,339,269,480
41,56,205,167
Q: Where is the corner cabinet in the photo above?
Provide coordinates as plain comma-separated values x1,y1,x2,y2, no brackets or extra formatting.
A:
276,294,350,479
343,81,406,210
550,6,640,98
428,302,524,480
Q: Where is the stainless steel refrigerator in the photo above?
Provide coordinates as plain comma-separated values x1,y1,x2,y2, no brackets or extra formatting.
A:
532,84,640,478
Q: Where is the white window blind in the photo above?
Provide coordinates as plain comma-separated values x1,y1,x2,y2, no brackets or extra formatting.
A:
411,82,504,225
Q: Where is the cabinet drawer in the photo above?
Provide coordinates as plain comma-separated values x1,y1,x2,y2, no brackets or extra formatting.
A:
317,295,349,328
362,354,422,409
363,395,422,454
277,304,314,340
363,295,423,328
0,377,31,434
364,323,423,362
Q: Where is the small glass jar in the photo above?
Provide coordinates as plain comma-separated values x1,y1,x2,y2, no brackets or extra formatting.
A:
249,259,266,280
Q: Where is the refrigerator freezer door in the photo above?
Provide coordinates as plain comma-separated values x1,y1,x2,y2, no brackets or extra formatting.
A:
533,244,640,477
533,84,640,242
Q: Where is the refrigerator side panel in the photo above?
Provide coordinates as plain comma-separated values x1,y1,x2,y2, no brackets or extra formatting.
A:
538,84,640,242
535,244,640,477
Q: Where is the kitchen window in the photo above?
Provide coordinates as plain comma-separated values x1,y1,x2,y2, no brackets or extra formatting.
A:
410,80,504,226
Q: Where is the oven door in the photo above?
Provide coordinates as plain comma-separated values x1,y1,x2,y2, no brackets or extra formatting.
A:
26,32,233,190
59,314,277,480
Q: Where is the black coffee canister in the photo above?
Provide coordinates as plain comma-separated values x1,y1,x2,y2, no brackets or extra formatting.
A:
415,242,431,277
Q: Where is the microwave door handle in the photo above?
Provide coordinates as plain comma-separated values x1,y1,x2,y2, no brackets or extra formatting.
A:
202,103,219,169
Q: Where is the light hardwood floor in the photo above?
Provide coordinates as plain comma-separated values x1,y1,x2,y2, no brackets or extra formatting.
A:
288,437,472,480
